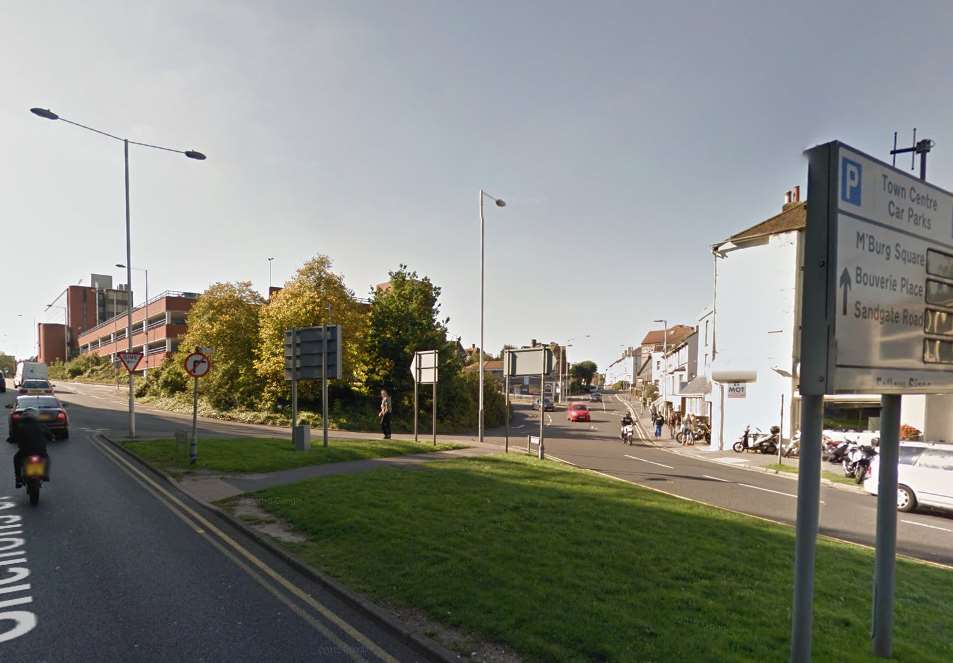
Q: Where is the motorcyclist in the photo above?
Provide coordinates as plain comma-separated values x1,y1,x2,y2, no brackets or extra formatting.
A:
8,408,51,488
620,412,634,438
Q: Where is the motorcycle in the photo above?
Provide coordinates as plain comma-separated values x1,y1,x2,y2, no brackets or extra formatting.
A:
843,444,877,483
781,432,801,458
621,423,635,445
21,454,49,506
733,425,780,455
825,439,852,464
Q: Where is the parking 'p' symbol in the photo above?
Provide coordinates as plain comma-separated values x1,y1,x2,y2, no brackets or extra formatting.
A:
841,158,862,206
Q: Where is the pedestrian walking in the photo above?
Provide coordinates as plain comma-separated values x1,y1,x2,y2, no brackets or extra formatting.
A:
379,389,392,439
681,415,692,445
654,413,663,439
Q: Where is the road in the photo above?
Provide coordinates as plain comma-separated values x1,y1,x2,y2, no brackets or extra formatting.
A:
0,381,424,662
510,393,953,567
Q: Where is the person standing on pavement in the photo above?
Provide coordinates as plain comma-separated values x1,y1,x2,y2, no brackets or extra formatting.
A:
654,412,664,439
379,389,392,439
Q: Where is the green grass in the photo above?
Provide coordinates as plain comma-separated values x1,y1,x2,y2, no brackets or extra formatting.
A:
767,462,859,486
248,454,953,663
124,436,465,474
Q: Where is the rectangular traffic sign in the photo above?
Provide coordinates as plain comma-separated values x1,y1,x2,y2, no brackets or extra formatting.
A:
410,350,438,384
284,325,343,380
504,347,554,377
801,141,953,394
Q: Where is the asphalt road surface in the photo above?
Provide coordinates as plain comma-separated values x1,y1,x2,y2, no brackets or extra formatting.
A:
511,393,953,567
0,381,423,662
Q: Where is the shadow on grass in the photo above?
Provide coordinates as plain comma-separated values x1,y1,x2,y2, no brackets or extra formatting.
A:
252,455,952,663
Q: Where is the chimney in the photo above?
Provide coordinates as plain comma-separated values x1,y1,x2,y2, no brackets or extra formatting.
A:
793,185,801,202
784,190,792,205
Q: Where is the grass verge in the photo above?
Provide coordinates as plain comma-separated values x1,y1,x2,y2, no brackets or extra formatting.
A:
124,436,465,474
247,454,952,662
767,462,860,486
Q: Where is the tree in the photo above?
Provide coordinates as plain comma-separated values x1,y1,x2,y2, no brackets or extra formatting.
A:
0,352,15,379
364,265,453,409
255,256,368,408
570,360,598,388
177,281,265,409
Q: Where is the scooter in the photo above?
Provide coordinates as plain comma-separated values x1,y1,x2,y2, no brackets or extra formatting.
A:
20,454,49,506
733,425,780,455
621,423,635,445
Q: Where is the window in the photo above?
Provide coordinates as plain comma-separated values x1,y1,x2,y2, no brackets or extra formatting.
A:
898,446,924,466
704,320,710,347
916,449,953,472
21,380,50,389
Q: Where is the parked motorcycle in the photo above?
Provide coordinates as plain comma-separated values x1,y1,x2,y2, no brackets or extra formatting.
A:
20,454,49,506
781,432,801,458
843,444,877,483
733,425,780,455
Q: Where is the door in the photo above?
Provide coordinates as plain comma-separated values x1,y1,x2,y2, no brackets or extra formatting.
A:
912,448,953,507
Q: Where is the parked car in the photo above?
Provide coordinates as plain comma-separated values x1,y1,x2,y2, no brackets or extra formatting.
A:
533,397,555,412
18,379,54,395
864,442,953,513
7,395,70,440
567,402,591,422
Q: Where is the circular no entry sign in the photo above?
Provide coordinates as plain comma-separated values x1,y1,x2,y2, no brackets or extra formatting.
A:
184,352,211,378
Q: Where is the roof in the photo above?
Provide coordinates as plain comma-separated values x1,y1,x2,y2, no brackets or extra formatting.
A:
640,325,695,348
464,359,504,372
728,201,807,243
679,375,712,397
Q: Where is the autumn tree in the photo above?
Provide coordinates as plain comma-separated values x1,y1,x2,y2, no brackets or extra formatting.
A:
570,360,598,388
255,256,368,408
178,281,265,408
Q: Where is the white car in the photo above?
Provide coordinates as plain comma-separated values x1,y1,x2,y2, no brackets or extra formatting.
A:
864,442,953,513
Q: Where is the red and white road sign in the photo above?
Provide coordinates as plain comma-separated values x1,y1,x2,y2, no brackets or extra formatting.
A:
184,351,211,378
117,351,144,373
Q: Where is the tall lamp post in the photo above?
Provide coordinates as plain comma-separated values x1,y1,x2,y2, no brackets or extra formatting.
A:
116,264,148,370
267,257,275,294
31,107,206,439
653,319,668,411
478,190,506,443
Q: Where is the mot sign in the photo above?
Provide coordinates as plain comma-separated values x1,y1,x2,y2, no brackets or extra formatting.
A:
801,141,953,394
726,383,746,399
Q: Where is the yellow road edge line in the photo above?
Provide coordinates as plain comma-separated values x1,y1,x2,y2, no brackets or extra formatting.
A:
91,435,400,663
92,439,370,662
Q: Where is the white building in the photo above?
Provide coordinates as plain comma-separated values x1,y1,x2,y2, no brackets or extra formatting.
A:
708,191,936,449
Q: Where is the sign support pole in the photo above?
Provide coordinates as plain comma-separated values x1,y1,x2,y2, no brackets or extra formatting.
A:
189,376,198,464
778,393,784,465
538,366,545,460
504,372,510,453
872,394,900,657
414,353,419,442
323,304,330,448
790,394,823,663
291,328,298,434
432,351,437,446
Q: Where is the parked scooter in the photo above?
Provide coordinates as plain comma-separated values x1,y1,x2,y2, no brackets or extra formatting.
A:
781,432,801,458
733,425,780,455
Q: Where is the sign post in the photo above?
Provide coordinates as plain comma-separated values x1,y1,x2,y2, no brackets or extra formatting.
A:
409,350,438,446
117,351,143,375
505,347,554,460
184,350,211,464
284,325,343,450
798,141,953,660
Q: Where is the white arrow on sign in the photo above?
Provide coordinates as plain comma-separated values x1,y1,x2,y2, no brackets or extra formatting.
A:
117,351,144,373
409,350,438,384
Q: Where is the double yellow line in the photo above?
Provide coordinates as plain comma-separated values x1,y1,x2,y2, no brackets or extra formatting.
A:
91,435,399,663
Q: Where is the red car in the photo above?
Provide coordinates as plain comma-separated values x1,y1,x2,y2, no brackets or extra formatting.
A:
567,402,591,422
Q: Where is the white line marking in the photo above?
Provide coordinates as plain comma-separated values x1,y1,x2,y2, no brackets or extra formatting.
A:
902,520,953,533
703,475,729,482
716,458,750,465
739,483,797,499
624,454,673,469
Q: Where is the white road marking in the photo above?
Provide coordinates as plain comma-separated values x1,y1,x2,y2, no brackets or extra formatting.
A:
902,520,953,533
702,475,729,482
624,454,673,469
716,457,750,465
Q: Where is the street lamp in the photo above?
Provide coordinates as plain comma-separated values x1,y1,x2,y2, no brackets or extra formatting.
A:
116,264,148,371
478,190,506,443
653,319,668,410
267,257,275,293
32,106,205,439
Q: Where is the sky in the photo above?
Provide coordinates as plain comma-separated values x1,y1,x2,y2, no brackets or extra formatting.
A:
3,1,953,371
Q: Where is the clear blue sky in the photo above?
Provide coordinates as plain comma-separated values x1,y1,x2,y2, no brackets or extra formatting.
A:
3,1,953,371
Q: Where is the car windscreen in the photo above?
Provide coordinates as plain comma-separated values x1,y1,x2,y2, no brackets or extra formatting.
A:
16,396,60,409
21,380,49,388
899,446,925,465
574,404,588,410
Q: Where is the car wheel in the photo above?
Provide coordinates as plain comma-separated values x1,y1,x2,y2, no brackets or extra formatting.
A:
897,485,916,513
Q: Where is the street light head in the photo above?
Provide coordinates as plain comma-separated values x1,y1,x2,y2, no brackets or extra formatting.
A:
184,150,207,161
495,199,506,207
30,108,59,120
115,263,126,269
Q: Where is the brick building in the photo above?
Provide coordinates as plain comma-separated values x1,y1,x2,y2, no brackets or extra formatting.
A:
77,291,199,372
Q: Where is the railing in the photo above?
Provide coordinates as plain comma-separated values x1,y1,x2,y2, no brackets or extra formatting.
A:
76,290,200,339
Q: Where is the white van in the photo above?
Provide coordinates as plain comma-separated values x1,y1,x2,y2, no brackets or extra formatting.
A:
14,361,48,387
864,442,953,513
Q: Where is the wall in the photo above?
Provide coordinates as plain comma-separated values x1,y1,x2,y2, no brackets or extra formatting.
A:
38,323,66,364
710,231,799,448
